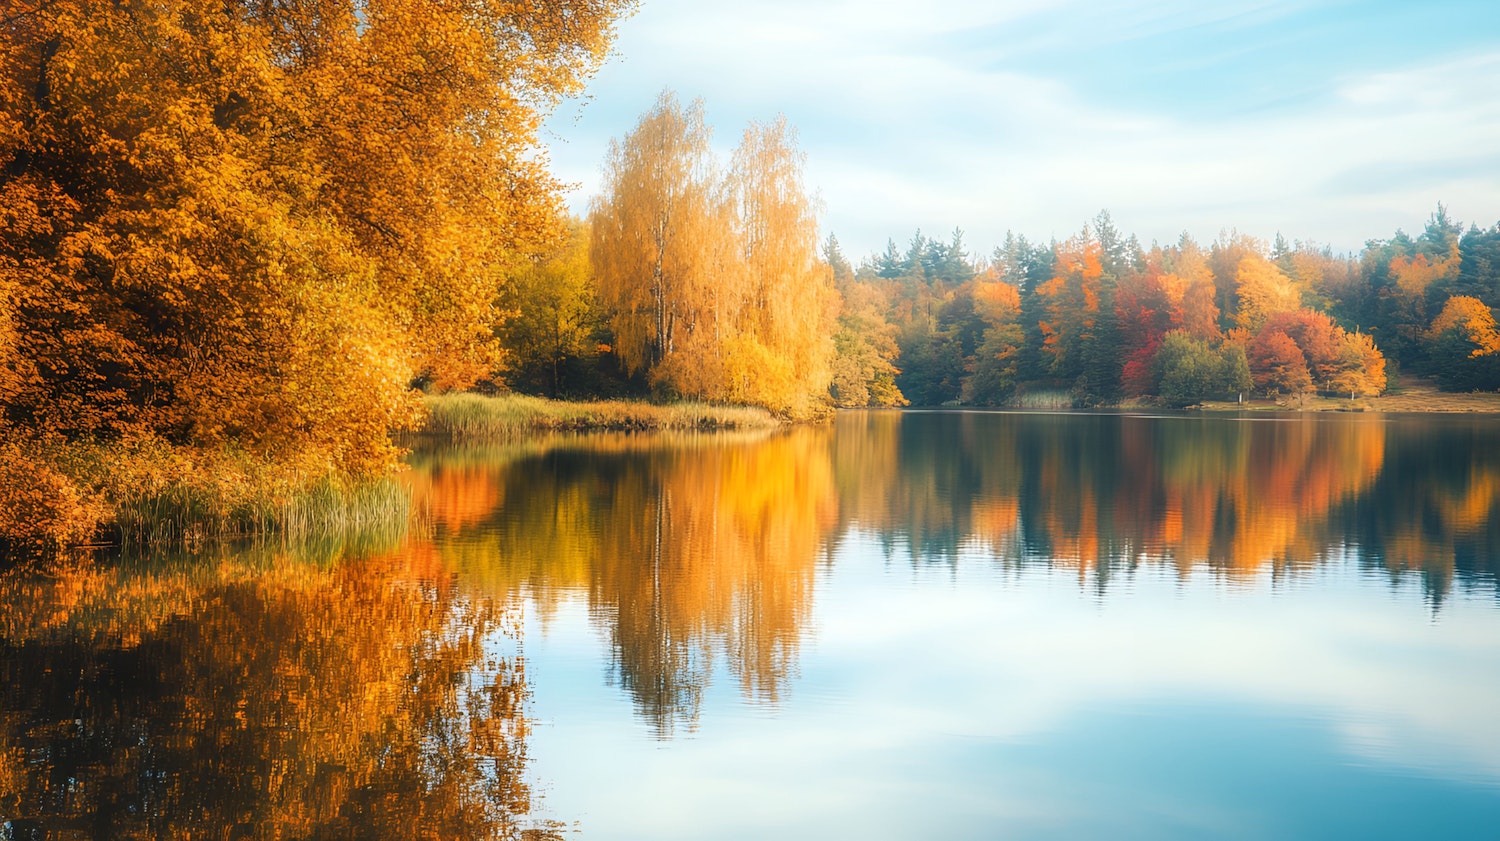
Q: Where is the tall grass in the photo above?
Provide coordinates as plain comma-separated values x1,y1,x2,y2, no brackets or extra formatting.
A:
112,474,411,548
1010,389,1075,409
421,392,781,440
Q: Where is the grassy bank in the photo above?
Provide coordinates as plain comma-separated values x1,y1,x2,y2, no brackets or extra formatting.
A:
1,434,409,562
1193,377,1500,414
112,473,410,548
421,392,782,439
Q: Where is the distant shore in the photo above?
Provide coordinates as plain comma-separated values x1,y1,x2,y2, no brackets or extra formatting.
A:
422,386,1500,438
420,393,783,440
1193,377,1500,415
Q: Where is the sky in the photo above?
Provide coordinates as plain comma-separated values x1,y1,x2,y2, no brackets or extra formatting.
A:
541,0,1500,263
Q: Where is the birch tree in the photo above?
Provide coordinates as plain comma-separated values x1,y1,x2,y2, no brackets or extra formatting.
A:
590,92,722,381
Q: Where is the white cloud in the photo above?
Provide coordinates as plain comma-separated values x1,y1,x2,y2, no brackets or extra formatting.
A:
545,0,1500,260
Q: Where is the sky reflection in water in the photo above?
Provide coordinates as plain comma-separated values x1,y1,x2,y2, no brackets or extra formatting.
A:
416,410,1500,839
3,410,1498,839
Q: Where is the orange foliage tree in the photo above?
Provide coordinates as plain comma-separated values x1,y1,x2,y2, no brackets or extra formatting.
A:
591,95,834,415
1249,329,1313,396
1248,308,1385,397
1427,295,1500,358
1037,234,1105,381
1389,245,1461,298
1,0,633,472
1425,295,1500,391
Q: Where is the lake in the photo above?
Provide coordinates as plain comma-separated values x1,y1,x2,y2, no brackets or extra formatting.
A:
3,410,1499,839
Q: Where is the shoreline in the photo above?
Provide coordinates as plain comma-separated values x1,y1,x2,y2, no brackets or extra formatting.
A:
419,393,784,439
1192,378,1500,415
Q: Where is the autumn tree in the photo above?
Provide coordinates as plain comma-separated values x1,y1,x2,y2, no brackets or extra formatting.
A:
1262,309,1342,386
591,97,832,414
1327,330,1388,398
1209,231,1263,331
591,92,720,381
1234,254,1304,333
498,218,601,397
1249,329,1313,396
1176,240,1224,342
1,0,633,473
962,272,1025,405
1426,295,1500,391
720,116,835,413
1241,307,1386,398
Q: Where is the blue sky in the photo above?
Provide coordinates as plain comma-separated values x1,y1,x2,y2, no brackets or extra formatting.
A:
542,0,1500,262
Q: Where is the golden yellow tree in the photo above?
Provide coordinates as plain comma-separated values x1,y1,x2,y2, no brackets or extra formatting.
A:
721,116,834,414
591,97,832,415
1328,330,1387,398
1,0,633,472
1172,238,1223,340
1427,295,1500,357
590,91,724,382
1234,254,1304,333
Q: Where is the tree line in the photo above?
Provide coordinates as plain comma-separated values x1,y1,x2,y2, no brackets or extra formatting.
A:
833,206,1499,408
510,195,1500,409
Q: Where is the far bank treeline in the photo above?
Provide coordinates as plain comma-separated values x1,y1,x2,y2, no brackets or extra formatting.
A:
529,120,1500,410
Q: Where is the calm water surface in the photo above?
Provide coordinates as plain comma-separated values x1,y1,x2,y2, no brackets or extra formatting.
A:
4,411,1499,839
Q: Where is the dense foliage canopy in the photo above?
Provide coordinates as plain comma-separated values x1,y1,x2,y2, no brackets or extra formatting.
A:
589,92,834,416
1,0,633,471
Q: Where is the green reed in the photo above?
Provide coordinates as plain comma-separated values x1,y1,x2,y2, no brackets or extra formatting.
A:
421,392,780,440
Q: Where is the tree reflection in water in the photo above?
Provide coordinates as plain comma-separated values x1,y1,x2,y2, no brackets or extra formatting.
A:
409,429,836,737
411,412,1499,734
7,412,1492,834
0,547,547,840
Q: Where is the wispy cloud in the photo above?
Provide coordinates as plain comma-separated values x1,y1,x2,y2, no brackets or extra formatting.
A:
545,0,1500,259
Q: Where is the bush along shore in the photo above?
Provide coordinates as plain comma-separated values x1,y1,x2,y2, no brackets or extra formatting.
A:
420,393,783,440
0,433,410,564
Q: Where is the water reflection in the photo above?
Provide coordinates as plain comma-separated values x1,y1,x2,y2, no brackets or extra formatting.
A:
4,411,1498,839
0,546,540,840
409,430,837,735
406,411,1497,733
833,411,1496,599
